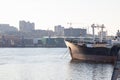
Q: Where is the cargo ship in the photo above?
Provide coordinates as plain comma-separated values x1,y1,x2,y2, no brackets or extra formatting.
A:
65,24,120,63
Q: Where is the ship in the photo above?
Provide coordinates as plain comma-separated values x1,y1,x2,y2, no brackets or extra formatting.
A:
65,24,120,63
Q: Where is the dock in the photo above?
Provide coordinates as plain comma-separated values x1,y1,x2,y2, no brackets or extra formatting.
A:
111,51,120,80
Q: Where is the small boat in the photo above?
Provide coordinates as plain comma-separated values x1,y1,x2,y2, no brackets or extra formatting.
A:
65,24,120,63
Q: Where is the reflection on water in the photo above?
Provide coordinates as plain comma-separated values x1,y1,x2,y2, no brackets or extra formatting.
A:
68,61,113,80
0,48,114,80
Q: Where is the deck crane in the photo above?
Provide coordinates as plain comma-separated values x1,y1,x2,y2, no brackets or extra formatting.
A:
91,24,105,43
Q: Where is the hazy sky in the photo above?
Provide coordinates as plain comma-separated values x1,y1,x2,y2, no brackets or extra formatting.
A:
0,0,120,35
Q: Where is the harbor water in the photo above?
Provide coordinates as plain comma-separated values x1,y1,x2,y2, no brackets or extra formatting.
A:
0,48,113,80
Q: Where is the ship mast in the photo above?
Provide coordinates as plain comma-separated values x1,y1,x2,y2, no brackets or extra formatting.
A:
67,22,73,37
91,24,96,42
100,24,105,42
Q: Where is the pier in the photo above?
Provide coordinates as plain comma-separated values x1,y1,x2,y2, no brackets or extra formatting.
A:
111,51,120,80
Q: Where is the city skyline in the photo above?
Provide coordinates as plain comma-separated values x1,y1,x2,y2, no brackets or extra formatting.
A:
0,0,120,35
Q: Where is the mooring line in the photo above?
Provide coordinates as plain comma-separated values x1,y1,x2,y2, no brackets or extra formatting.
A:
61,49,69,59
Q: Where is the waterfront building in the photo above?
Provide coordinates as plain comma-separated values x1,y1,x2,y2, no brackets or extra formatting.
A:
0,35,21,47
64,27,87,37
33,37,66,47
0,24,18,33
19,20,35,32
54,25,64,36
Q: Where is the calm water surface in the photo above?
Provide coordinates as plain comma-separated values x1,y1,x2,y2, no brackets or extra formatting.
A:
0,48,113,80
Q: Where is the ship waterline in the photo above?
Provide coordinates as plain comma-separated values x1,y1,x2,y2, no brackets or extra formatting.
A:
71,53,116,63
